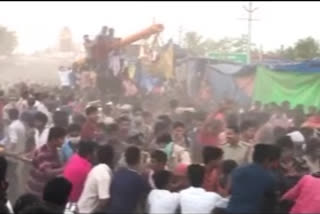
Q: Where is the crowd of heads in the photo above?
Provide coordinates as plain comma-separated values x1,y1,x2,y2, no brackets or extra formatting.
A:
0,76,320,214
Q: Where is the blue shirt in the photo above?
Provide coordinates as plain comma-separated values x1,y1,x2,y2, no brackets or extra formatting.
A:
107,167,149,214
227,163,277,214
60,140,75,163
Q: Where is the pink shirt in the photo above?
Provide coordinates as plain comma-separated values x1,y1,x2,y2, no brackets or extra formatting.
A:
282,175,320,214
63,154,92,202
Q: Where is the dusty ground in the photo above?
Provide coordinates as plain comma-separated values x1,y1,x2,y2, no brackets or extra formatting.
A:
0,55,74,87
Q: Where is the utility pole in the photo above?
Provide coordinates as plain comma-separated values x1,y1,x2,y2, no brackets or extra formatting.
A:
239,1,259,64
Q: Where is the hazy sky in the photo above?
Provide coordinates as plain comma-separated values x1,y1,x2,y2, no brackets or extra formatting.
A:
1,1,320,54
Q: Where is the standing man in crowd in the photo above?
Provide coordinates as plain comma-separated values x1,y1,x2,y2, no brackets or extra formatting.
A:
83,35,95,69
107,146,149,214
4,108,27,202
227,144,281,214
60,124,81,163
222,125,250,165
81,106,99,141
63,141,96,202
33,112,50,149
78,145,114,213
179,164,223,214
26,127,66,198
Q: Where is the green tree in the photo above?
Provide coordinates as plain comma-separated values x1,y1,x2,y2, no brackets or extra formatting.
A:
202,37,233,54
231,34,248,52
0,26,18,55
183,31,205,56
294,37,319,60
283,47,296,60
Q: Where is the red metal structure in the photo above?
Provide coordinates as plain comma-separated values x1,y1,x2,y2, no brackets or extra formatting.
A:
113,24,164,48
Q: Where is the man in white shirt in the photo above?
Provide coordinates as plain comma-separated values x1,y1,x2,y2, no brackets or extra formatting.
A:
179,164,223,214
58,66,72,88
33,112,50,149
77,145,114,213
5,108,27,157
147,170,179,214
5,108,27,202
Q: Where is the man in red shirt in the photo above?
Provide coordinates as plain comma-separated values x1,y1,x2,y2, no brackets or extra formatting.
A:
81,106,99,141
202,146,224,192
63,141,96,202
198,119,224,147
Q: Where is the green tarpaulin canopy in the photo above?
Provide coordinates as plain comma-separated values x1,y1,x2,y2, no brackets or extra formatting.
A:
253,66,320,108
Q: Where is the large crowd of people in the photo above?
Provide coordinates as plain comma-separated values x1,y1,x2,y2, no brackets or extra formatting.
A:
0,26,320,214
0,80,320,214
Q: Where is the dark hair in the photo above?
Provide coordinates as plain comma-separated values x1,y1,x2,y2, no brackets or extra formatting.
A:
202,146,223,164
193,111,207,121
53,110,69,128
169,99,179,109
78,141,96,158
106,123,119,134
221,160,238,175
125,146,141,166
34,112,48,124
20,112,33,124
253,144,281,163
153,170,172,189
226,114,240,129
156,133,172,145
72,113,86,127
97,144,114,166
117,115,131,124
219,160,238,190
0,157,7,181
299,127,314,140
240,120,256,133
43,177,72,207
85,106,98,116
187,164,205,187
133,106,143,114
151,150,167,164
306,138,320,154
157,115,172,125
276,136,294,150
128,133,144,146
268,145,282,162
227,125,240,134
154,121,168,135
14,193,41,214
98,122,107,133
48,127,67,142
67,124,81,134
273,126,287,140
173,121,185,130
8,108,19,120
